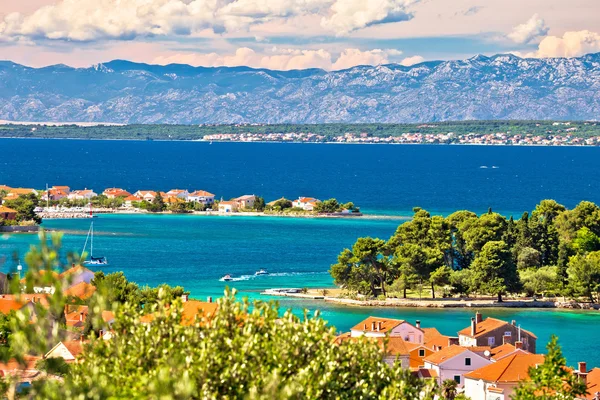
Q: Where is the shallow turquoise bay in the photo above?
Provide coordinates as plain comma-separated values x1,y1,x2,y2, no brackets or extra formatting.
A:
2,214,600,366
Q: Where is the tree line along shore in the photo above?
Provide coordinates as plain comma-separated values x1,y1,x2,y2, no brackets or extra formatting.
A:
329,200,600,306
2,120,600,144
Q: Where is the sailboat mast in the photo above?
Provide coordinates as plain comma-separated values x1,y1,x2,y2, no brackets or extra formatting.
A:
90,222,94,258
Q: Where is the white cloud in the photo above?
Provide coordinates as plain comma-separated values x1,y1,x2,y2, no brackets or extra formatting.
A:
153,47,404,70
526,30,600,58
321,0,418,35
507,13,549,44
0,0,420,42
400,55,424,66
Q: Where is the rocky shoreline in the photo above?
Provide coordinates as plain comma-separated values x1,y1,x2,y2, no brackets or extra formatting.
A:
262,290,600,310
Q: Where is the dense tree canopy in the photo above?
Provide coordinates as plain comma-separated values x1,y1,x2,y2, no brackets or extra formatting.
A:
330,200,600,302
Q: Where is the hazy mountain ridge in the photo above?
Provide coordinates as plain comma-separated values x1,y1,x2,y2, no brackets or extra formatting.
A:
1,53,600,124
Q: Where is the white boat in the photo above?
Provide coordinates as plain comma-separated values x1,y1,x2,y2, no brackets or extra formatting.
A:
82,221,108,266
221,274,233,282
255,269,268,276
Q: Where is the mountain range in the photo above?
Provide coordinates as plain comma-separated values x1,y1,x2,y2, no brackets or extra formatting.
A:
1,53,600,124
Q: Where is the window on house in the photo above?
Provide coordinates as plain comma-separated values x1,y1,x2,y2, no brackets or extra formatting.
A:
465,357,471,366
504,331,512,337
487,337,495,346
454,375,461,384
419,349,425,357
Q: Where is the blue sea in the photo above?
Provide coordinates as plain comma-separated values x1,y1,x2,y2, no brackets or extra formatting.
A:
2,139,600,365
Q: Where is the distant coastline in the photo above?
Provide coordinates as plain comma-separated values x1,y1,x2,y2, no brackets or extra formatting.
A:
2,120,600,146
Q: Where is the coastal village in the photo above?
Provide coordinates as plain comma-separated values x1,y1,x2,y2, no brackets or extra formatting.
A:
0,184,360,224
0,264,598,400
202,125,600,146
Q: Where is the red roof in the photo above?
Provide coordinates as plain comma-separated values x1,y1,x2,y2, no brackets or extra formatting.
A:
458,317,537,339
190,190,215,197
423,345,471,365
464,353,544,383
64,281,96,300
350,317,407,334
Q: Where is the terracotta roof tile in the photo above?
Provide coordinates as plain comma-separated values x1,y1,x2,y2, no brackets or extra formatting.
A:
459,317,537,339
64,281,96,300
423,345,470,365
583,368,600,400
334,333,410,356
464,353,545,382
350,317,406,334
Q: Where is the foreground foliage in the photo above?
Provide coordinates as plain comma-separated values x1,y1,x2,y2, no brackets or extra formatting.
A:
2,232,438,399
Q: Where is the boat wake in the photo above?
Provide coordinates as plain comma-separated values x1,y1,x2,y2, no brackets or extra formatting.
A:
219,271,327,282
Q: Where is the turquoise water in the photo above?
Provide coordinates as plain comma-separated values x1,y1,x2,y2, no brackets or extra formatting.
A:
2,139,600,365
2,214,600,366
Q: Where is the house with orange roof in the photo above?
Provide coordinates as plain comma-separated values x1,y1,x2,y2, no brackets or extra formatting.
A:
65,305,89,330
123,195,142,207
423,345,492,388
579,366,600,400
102,188,131,199
0,205,18,220
489,342,529,362
0,355,43,387
44,340,85,363
335,332,411,368
218,200,239,213
41,188,69,201
423,326,458,351
64,281,96,300
20,270,60,294
463,353,545,400
8,188,38,197
188,190,215,205
68,189,97,200
292,197,320,211
233,195,257,209
133,190,157,201
140,297,218,326
405,341,435,370
0,185,12,192
52,186,70,194
350,317,424,344
459,312,537,353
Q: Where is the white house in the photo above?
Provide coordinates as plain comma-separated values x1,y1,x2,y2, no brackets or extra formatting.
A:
350,317,424,344
233,195,256,209
44,340,83,363
423,346,492,389
133,191,158,201
292,197,320,211
68,189,97,200
188,190,215,205
218,201,239,213
463,353,545,400
166,189,190,200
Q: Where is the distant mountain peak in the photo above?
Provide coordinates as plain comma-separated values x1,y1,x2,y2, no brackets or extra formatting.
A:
1,53,599,124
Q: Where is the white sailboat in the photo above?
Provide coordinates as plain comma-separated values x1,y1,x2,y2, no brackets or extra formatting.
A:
82,221,108,266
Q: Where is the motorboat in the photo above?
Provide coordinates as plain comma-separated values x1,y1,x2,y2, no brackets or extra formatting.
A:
255,269,268,276
221,274,233,282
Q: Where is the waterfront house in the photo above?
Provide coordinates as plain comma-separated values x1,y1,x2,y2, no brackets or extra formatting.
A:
218,201,239,213
458,312,537,353
0,205,17,220
406,342,435,369
52,186,70,194
292,197,320,211
188,190,215,205
350,317,424,344
42,187,68,201
124,195,142,207
463,353,545,400
68,189,97,200
423,345,492,389
0,185,11,192
334,332,411,368
234,195,256,209
103,188,131,199
166,189,190,200
8,188,38,197
133,190,158,201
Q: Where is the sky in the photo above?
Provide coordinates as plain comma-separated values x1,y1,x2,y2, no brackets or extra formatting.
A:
1,0,600,70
